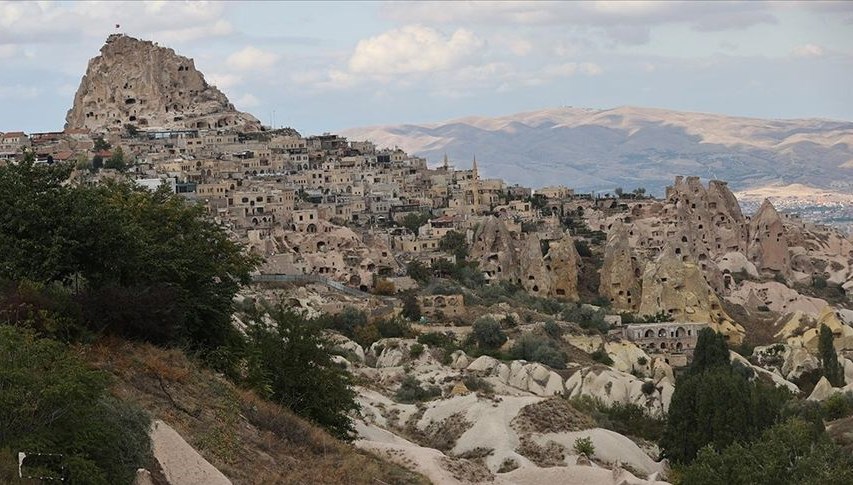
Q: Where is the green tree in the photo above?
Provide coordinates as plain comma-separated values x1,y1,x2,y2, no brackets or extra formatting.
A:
689,328,731,374
662,365,791,464
400,211,431,234
104,146,126,170
93,136,111,152
819,324,845,387
401,292,422,321
682,418,853,485
439,230,469,262
0,162,257,352
245,307,358,440
406,259,431,284
471,316,507,349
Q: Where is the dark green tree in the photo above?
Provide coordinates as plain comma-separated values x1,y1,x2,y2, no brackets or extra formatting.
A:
245,308,358,440
682,418,853,485
819,324,845,387
690,328,731,374
401,292,422,321
662,364,791,464
471,316,507,349
104,146,126,170
439,230,469,261
400,211,431,234
93,136,111,152
406,259,431,284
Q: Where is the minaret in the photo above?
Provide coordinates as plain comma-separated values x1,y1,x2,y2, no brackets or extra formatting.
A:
471,155,481,213
443,153,449,171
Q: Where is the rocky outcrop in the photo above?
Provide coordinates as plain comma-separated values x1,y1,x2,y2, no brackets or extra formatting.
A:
471,216,579,300
747,199,791,276
66,34,261,133
563,366,673,415
599,221,641,311
150,420,232,485
638,246,729,324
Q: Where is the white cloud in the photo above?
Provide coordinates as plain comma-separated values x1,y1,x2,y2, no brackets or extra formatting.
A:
579,62,604,76
0,44,15,58
348,25,484,75
207,73,244,89
235,93,260,108
790,43,824,58
0,84,40,99
226,46,279,70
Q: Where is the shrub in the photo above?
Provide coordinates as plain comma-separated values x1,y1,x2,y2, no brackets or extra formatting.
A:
822,392,853,421
497,458,519,473
681,418,853,485
462,375,494,394
244,308,358,440
409,343,425,359
637,356,648,366
471,317,507,349
401,292,421,321
510,333,567,369
0,325,151,484
641,380,656,395
374,278,395,295
376,317,413,339
591,349,613,365
562,304,609,333
573,436,595,457
543,320,563,339
395,376,441,403
418,331,457,349
569,396,665,442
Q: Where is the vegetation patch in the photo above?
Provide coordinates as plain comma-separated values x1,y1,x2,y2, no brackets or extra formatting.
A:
512,398,595,434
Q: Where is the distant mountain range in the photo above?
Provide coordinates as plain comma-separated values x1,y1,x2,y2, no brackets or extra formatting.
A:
342,106,853,195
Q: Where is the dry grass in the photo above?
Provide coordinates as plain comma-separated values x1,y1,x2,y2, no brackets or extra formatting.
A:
82,339,429,485
515,436,566,467
511,398,595,434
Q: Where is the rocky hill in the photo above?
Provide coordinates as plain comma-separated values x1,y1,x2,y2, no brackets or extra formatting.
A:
65,34,261,134
342,106,853,195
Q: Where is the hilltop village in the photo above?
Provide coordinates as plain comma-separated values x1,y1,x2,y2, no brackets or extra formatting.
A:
3,34,853,485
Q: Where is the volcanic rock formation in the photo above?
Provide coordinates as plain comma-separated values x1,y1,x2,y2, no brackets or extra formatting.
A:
65,34,261,133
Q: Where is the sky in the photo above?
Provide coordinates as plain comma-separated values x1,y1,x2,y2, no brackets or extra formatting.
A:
1,1,852,135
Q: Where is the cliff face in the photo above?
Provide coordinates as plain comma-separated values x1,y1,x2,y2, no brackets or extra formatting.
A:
65,34,261,133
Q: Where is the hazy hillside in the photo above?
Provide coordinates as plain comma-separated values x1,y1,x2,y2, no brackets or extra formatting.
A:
342,106,853,195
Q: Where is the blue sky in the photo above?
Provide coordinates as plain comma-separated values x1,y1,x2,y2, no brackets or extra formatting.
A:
1,1,851,134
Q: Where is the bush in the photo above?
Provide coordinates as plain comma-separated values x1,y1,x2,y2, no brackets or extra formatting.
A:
569,396,665,442
0,325,151,484
681,418,853,485
418,331,457,349
462,375,494,394
822,392,853,421
563,304,610,333
409,343,425,359
637,356,648,366
471,317,507,349
374,278,395,295
591,348,613,365
510,333,567,369
376,317,413,339
573,436,595,457
543,320,563,339
641,380,656,395
401,292,422,321
395,376,441,403
244,308,359,440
